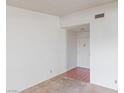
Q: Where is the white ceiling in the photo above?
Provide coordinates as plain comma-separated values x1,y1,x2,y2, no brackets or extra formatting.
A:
66,24,90,32
7,0,116,16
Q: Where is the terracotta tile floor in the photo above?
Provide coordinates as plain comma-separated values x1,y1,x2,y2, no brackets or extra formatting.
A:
64,67,90,82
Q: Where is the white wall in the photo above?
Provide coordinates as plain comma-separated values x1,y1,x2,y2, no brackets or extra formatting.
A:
7,6,67,92
61,2,118,90
66,29,90,69
66,31,77,70
7,1,118,92
77,31,90,68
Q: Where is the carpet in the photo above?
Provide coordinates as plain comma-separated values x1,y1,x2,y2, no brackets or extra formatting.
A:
20,76,117,93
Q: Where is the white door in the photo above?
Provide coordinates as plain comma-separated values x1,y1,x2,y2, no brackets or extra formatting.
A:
77,31,90,68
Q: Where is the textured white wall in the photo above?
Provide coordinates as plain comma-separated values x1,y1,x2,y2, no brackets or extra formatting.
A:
7,6,67,92
7,1,118,92
77,31,90,68
90,4,118,90
61,2,118,90
66,31,77,70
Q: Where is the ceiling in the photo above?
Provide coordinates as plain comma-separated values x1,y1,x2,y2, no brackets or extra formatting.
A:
7,0,116,16
66,24,90,32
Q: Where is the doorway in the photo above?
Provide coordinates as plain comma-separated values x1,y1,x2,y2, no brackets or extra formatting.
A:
64,23,90,83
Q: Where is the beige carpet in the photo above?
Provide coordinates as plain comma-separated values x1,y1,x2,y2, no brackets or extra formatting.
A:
20,76,117,93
